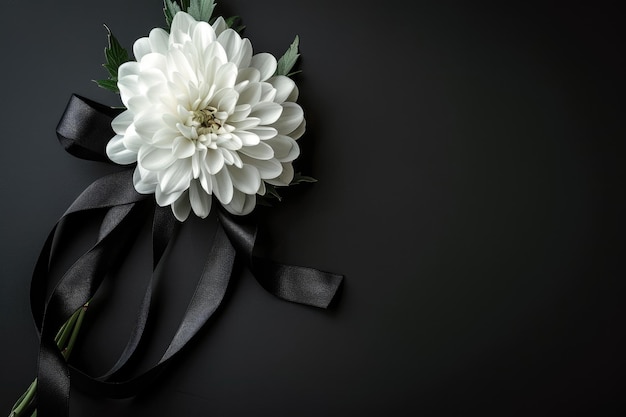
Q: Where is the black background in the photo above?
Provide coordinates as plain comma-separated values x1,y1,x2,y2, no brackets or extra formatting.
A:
1,1,624,416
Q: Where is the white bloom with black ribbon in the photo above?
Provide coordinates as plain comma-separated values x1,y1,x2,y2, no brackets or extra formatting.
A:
106,11,304,220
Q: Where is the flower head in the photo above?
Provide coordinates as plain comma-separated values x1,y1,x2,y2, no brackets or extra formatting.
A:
106,12,304,220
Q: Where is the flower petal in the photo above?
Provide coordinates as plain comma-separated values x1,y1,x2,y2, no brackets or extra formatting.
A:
133,37,152,61
149,28,169,55
134,111,164,137
140,53,168,74
133,166,158,194
224,191,256,215
172,136,196,159
159,159,191,194
139,68,167,90
271,102,304,136
218,134,242,150
118,77,141,107
232,131,260,146
268,75,296,104
212,16,228,37
250,53,277,82
172,190,191,222
232,38,252,68
199,169,212,194
217,29,244,64
217,149,242,168
241,155,283,179
203,43,227,82
122,127,144,152
229,104,252,122
205,148,225,174
248,126,278,140
155,186,185,207
291,118,306,140
170,11,197,44
189,180,212,218
241,193,256,214
176,122,198,140
212,168,234,204
229,117,260,131
265,135,300,162
266,162,294,186
228,165,261,194
111,111,134,135
215,62,238,89
216,88,239,115
138,146,175,171
167,48,198,86
250,102,283,125
237,83,262,107
106,134,137,165
239,142,274,160
118,61,140,79
149,129,174,149
192,21,216,53
259,82,277,103
286,84,300,102
227,189,245,214
236,67,260,84
192,146,206,178
126,95,153,117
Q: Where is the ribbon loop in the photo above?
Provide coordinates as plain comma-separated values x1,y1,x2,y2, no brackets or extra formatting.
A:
56,94,122,162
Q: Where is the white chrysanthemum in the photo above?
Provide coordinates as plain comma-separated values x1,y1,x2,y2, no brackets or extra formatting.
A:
106,12,304,221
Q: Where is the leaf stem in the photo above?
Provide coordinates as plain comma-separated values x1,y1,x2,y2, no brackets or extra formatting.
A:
55,307,80,350
9,379,36,417
9,302,90,417
63,302,89,360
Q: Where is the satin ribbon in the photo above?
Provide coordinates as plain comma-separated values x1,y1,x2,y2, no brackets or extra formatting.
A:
28,94,343,417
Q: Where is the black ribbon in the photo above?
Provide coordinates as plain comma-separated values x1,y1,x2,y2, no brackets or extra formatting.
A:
29,95,343,417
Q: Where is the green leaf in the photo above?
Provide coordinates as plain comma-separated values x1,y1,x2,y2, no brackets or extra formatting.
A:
222,15,245,33
164,1,217,28
291,172,318,184
96,25,130,93
164,0,182,27
259,173,317,205
188,0,216,22
224,15,238,27
264,184,283,201
94,78,119,92
103,25,129,74
275,36,301,77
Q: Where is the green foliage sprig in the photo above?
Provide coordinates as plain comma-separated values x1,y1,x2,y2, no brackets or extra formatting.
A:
94,26,130,93
164,0,216,27
276,36,301,77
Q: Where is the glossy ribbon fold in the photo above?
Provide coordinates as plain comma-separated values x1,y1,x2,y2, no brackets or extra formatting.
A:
29,94,343,417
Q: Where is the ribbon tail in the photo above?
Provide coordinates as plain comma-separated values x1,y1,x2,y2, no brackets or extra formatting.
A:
217,209,344,308
251,257,343,308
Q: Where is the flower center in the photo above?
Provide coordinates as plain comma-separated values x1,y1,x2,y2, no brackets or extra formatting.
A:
192,106,223,135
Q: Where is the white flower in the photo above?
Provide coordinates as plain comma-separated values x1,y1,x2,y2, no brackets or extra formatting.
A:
106,11,304,221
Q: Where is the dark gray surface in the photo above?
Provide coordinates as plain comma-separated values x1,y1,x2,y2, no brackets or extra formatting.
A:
1,1,624,416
